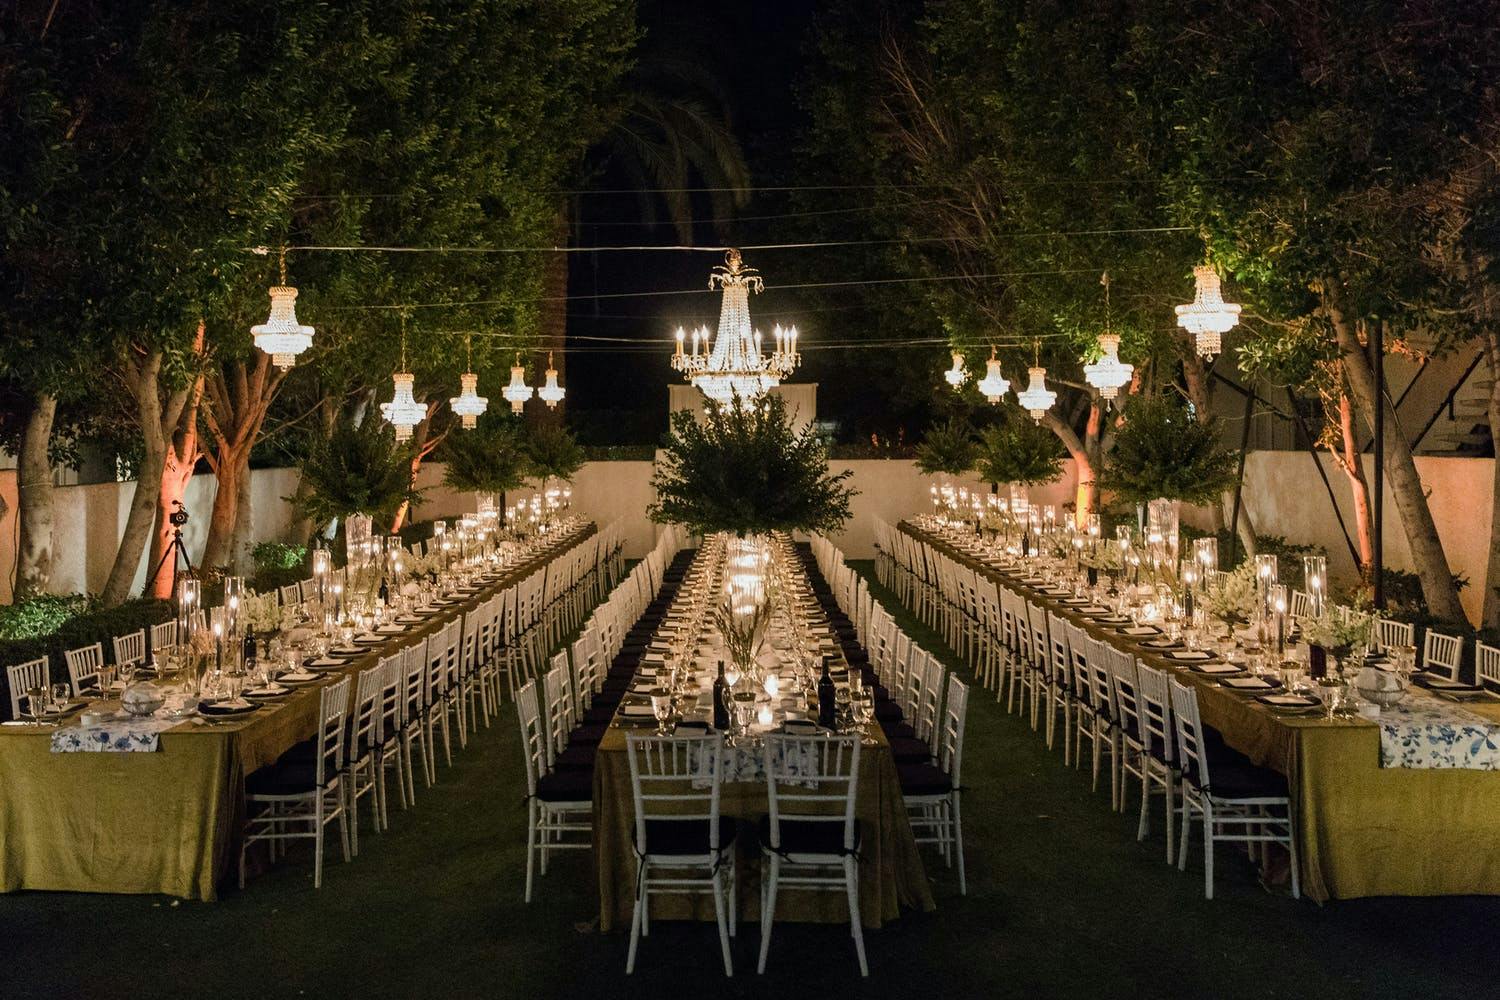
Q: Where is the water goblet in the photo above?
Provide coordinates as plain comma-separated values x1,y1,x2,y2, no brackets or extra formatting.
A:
26,687,48,723
650,689,673,736
50,683,71,713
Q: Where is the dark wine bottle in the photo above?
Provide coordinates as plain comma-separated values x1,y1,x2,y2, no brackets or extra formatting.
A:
378,576,390,606
817,656,838,729
712,660,730,731
242,627,256,669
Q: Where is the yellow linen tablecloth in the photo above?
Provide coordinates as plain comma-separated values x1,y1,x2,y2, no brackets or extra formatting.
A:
905,521,1500,903
0,524,595,900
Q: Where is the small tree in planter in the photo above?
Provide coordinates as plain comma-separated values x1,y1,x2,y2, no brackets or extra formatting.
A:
1102,396,1237,507
294,418,424,538
975,412,1064,497
914,418,979,482
523,423,585,491
441,415,529,508
649,394,857,537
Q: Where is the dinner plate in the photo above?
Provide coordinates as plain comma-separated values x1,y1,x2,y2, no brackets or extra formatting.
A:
1221,676,1278,690
278,671,322,685
245,685,293,699
307,657,350,670
1416,676,1480,692
1258,693,1320,709
1118,625,1161,637
199,700,259,717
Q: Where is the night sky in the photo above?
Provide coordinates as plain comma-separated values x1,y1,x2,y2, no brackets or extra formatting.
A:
562,0,826,446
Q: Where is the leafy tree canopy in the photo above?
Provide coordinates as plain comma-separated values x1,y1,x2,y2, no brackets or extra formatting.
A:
914,418,978,477
976,414,1064,488
440,414,530,496
1102,396,1237,506
294,417,422,530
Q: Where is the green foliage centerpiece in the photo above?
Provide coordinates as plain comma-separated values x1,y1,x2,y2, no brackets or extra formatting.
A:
441,416,529,498
295,419,424,536
915,418,979,479
649,394,857,537
1102,396,1237,507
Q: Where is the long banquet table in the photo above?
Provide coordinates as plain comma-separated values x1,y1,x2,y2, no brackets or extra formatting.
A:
0,522,595,900
593,541,934,931
903,520,1500,903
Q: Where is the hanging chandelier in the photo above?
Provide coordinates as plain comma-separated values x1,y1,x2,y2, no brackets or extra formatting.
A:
975,346,1010,404
537,351,565,409
670,249,799,405
250,248,314,370
448,335,488,429
380,315,426,442
501,355,533,414
1082,274,1133,400
944,351,969,388
1175,263,1241,360
1015,341,1056,421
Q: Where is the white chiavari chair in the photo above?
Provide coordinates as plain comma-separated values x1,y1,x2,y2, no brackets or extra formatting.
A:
1170,678,1298,900
1134,662,1178,864
7,656,49,719
757,733,866,976
516,679,591,903
149,620,177,656
111,629,146,670
239,676,351,890
624,733,736,976
64,643,104,697
1478,641,1500,691
902,673,969,894
401,639,431,794
1422,629,1463,681
345,663,386,851
1375,617,1415,653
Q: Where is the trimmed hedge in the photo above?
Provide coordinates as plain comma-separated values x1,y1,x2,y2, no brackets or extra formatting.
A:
0,597,173,722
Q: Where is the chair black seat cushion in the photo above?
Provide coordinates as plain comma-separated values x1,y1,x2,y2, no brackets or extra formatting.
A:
554,744,597,771
582,705,618,726
1186,752,1289,800
898,762,953,797
536,768,593,803
642,816,736,856
756,814,861,858
246,758,320,797
567,724,608,747
887,736,932,765
882,720,915,740
874,701,903,723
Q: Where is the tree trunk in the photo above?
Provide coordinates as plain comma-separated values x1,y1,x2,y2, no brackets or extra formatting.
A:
1042,409,1095,527
1329,300,1467,623
1332,391,1375,581
230,454,255,575
101,351,167,606
289,393,340,546
1179,337,1256,555
15,393,57,598
146,338,205,599
200,355,284,570
1483,324,1500,629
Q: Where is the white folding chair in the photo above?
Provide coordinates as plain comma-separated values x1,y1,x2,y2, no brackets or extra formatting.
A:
903,674,968,894
64,643,104,697
1422,629,1463,681
7,656,50,719
112,629,146,669
515,680,591,902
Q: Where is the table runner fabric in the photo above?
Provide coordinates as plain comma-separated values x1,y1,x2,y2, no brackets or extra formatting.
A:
51,715,179,753
1376,693,1500,770
903,521,1500,904
0,523,596,900
593,544,933,932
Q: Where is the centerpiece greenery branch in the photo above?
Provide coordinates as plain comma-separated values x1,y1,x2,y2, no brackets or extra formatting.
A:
294,418,423,533
441,415,529,496
1101,396,1237,506
649,394,857,536
914,417,978,477
976,414,1064,487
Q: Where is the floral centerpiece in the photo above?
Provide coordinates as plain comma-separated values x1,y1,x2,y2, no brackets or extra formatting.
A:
1302,606,1375,662
242,591,284,635
1203,563,1259,624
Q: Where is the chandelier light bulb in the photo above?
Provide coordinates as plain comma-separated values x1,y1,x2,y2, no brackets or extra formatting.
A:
449,371,488,429
944,351,969,388
501,359,533,414
380,372,427,443
1175,264,1241,360
1082,332,1134,399
1016,366,1057,421
976,350,1010,404
251,285,314,370
538,351,565,409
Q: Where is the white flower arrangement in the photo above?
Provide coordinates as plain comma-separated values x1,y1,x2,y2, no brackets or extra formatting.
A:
1302,606,1374,654
242,591,284,634
1204,562,1259,623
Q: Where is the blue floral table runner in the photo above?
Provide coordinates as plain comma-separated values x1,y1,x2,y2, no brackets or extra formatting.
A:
1377,692,1500,770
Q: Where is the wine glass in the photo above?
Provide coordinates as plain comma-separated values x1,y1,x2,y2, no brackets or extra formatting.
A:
25,687,48,724
50,683,71,713
650,689,673,736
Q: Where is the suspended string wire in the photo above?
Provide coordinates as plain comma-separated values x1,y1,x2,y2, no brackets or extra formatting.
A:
258,225,1192,257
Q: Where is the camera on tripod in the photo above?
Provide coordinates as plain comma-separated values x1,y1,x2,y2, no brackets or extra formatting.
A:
169,500,190,528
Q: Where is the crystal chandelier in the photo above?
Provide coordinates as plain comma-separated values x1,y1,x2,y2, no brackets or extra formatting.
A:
380,316,426,442
448,335,488,429
250,248,314,370
1082,274,1133,400
501,355,533,414
670,249,799,405
537,351,565,409
1175,263,1241,360
1015,341,1056,421
944,351,968,388
975,346,1010,403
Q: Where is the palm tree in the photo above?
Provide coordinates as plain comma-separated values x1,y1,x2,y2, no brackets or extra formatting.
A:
536,58,752,420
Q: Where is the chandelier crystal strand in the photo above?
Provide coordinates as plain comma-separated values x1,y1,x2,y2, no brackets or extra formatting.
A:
1015,340,1057,421
380,315,427,442
1083,273,1133,400
501,353,534,414
250,248,314,370
1175,263,1241,360
670,249,799,405
944,351,969,388
976,345,1011,403
449,334,488,429
538,351,565,408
